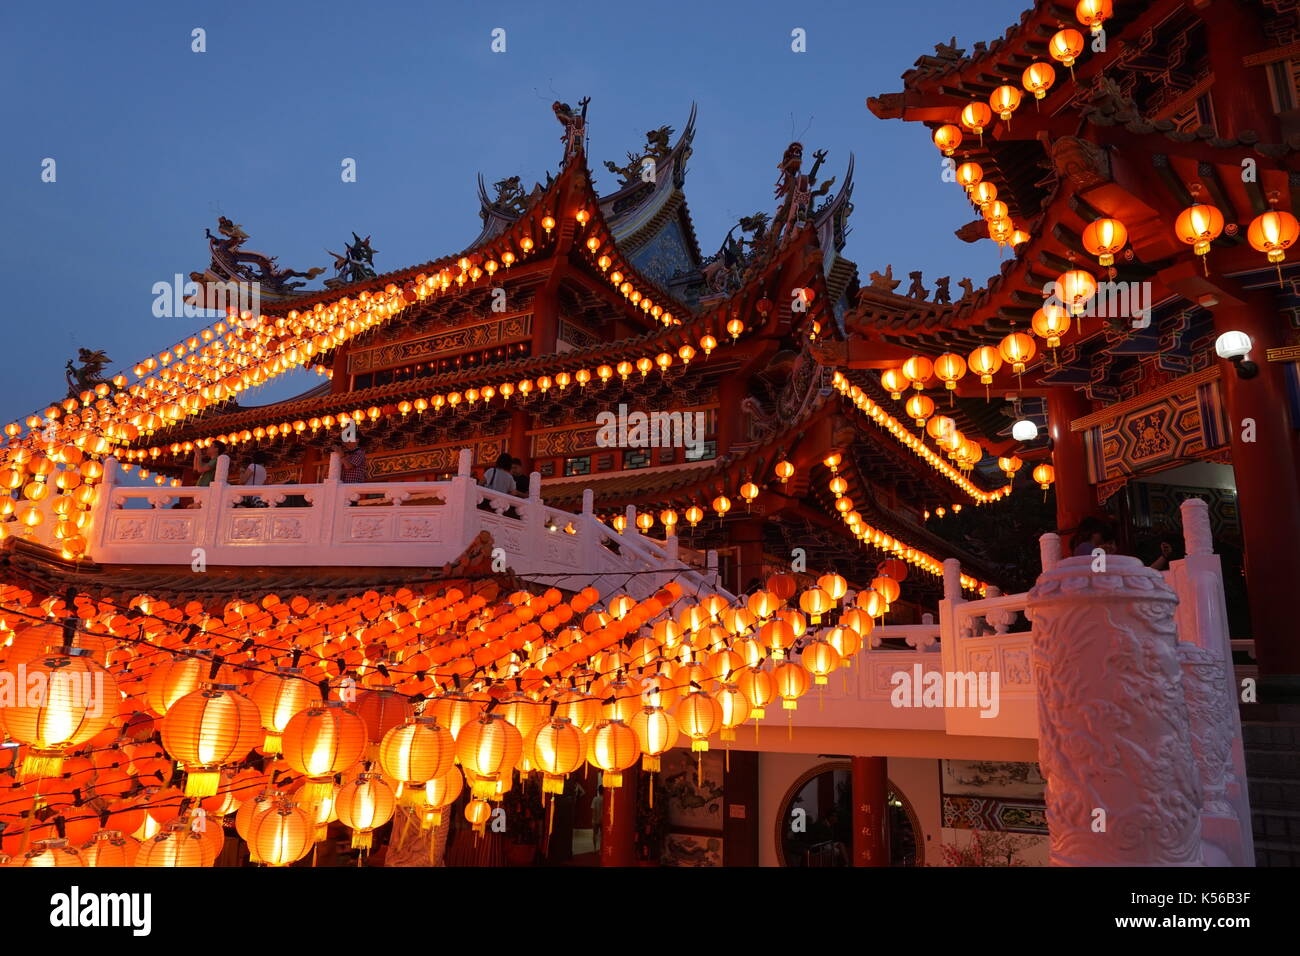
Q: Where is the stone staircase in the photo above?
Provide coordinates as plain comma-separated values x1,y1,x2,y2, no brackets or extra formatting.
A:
1243,719,1300,866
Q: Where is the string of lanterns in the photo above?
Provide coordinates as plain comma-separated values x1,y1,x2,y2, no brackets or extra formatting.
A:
0,553,958,864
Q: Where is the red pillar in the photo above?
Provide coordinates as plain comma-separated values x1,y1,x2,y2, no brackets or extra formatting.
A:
508,409,530,468
599,767,639,866
1198,0,1279,143
1213,294,1300,685
1047,385,1097,557
851,756,888,866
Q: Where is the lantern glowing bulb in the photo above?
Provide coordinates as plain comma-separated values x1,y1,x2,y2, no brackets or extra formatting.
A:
933,124,962,156
1076,0,1112,33
1050,28,1085,67
1022,61,1056,100
960,101,992,136
1082,218,1128,267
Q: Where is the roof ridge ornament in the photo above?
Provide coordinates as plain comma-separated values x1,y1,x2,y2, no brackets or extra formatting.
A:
552,96,590,166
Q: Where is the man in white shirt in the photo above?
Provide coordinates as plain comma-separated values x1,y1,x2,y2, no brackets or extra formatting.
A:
238,451,268,507
481,453,517,494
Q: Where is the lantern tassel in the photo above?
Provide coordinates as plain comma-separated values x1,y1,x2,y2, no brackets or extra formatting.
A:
183,770,220,798
20,750,64,781
351,828,373,850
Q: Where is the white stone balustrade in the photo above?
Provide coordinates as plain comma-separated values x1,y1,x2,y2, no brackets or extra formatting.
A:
68,452,723,603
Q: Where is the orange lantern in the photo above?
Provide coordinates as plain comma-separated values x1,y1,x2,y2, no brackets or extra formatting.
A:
999,332,1037,375
967,345,1003,389
160,683,261,797
1082,218,1128,267
530,717,586,792
675,690,722,752
246,799,314,866
772,660,811,711
933,124,962,156
335,772,395,849
904,393,935,427
1049,28,1085,69
379,717,454,789
1032,303,1072,350
802,640,842,685
280,702,367,800
1175,202,1225,271
736,667,776,720
249,667,315,753
421,767,463,828
1076,0,1112,34
990,85,1022,122
960,101,993,136
880,368,908,399
1032,463,1056,490
455,714,522,799
933,352,967,394
956,162,983,192
1248,206,1300,284
971,180,998,209
901,355,933,391
1055,269,1097,315
588,719,640,787
1022,61,1056,100
3,649,118,779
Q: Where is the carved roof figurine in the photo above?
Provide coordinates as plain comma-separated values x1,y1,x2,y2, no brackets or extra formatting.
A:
933,276,951,305
906,271,928,300
934,36,963,60
773,142,835,244
323,233,378,291
867,264,900,293
65,348,112,399
1080,75,1139,125
488,176,530,216
602,125,675,188
192,216,325,297
957,277,975,300
553,96,590,164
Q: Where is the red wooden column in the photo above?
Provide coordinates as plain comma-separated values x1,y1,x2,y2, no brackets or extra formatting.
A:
1213,294,1300,686
1197,0,1279,142
851,756,888,866
508,409,530,467
1047,385,1096,557
600,767,639,866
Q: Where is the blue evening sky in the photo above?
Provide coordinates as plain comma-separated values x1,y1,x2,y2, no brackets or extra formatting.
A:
0,0,1026,426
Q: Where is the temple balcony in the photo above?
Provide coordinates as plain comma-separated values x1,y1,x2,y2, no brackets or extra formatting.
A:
48,449,722,605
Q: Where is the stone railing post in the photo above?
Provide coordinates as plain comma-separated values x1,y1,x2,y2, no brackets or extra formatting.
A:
1027,554,1203,866
1173,496,1252,867
448,448,480,555
318,451,343,547
524,471,545,557
200,455,231,551
90,456,122,554
1038,532,1060,574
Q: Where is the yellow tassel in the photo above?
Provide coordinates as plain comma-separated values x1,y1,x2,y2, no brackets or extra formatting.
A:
21,750,64,781
351,828,373,850
184,770,220,798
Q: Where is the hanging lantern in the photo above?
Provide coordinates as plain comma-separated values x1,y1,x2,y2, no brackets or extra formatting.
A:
990,85,1022,122
1049,28,1085,69
455,714,523,799
1175,202,1225,272
967,345,1003,394
998,455,1024,477
1055,269,1097,315
675,691,722,752
956,161,983,192
530,717,586,793
933,124,963,156
772,660,811,710
798,587,832,625
714,684,750,741
685,505,704,527
464,799,492,834
81,829,140,867
901,355,933,390
378,717,454,792
588,719,640,787
880,368,908,399
802,640,842,685
1076,0,1112,34
1082,218,1128,267
161,683,262,797
422,767,463,829
249,667,315,753
136,822,213,867
281,702,367,802
1248,203,1300,285
960,101,993,137
905,393,934,427
1022,61,1056,100
927,414,957,443
1032,463,1057,490
999,332,1037,375
736,667,776,720
817,572,848,601
971,181,998,209
775,460,795,483
711,495,732,517
3,648,118,779
739,481,760,506
1032,302,1073,350
933,353,967,394
246,799,314,867
335,772,396,850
